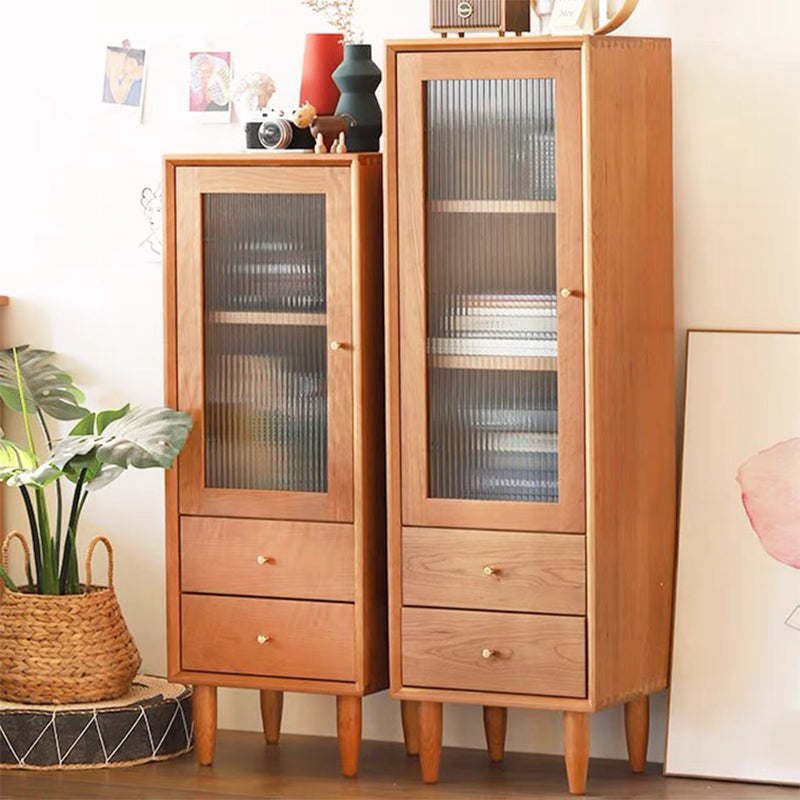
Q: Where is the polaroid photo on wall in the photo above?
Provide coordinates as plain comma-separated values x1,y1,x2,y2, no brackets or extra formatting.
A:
102,44,147,120
189,52,232,123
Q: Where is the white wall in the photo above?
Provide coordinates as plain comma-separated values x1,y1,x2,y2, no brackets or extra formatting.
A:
1,0,798,764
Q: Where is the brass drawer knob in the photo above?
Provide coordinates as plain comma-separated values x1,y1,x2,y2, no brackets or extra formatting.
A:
330,340,343,351
481,648,498,660
560,287,575,298
256,634,271,645
256,555,272,566
483,565,500,577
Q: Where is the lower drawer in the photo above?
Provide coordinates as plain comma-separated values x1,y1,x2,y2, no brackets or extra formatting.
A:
182,595,355,682
402,607,585,698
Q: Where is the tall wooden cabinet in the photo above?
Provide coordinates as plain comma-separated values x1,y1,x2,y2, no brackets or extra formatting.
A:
384,37,675,794
163,153,386,776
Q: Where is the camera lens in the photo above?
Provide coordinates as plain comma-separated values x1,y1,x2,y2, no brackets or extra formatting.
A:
258,119,293,150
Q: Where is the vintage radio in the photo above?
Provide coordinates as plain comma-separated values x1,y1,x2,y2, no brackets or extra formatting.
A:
431,0,531,36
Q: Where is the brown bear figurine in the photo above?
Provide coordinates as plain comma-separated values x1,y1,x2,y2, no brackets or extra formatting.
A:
293,102,352,154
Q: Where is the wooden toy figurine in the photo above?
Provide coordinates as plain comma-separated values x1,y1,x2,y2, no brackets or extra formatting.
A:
293,101,351,154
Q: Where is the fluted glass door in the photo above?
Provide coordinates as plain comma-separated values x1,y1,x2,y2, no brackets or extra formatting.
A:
397,50,585,533
177,166,353,522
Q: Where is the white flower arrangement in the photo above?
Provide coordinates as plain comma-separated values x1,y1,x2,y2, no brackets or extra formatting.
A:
300,0,364,44
230,72,277,119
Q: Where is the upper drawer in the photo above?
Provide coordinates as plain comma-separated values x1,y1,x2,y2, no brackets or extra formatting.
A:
402,607,586,698
181,517,354,602
403,527,585,615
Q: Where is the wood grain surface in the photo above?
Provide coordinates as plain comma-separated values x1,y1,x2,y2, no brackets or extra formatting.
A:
402,527,586,615
402,607,586,697
180,516,355,601
582,37,676,709
181,595,355,682
2,730,788,799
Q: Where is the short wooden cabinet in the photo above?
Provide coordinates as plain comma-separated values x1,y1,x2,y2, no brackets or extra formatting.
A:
163,153,386,776
384,37,675,794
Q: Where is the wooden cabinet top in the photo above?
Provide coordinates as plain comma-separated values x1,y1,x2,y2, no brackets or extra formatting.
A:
163,153,382,168
385,35,670,53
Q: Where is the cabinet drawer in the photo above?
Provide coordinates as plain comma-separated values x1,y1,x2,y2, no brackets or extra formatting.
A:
402,607,585,697
180,517,354,601
403,527,585,615
182,595,355,681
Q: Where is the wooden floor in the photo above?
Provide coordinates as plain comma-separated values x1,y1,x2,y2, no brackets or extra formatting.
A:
1,730,793,799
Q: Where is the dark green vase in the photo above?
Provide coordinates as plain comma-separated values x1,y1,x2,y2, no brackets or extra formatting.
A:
332,44,382,153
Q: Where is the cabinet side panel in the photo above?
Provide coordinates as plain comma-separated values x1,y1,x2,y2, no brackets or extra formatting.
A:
384,45,404,694
584,38,676,708
163,159,181,679
353,157,388,693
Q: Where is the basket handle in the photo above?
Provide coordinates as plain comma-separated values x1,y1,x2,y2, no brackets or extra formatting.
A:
1,531,32,591
85,535,114,591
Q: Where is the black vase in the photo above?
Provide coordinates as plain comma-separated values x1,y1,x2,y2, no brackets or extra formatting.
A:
332,44,382,153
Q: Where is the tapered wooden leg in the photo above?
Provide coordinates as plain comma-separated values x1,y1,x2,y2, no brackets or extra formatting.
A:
336,695,362,778
401,700,420,756
259,690,284,746
418,701,443,784
563,711,589,795
624,695,649,773
483,706,507,763
193,685,217,766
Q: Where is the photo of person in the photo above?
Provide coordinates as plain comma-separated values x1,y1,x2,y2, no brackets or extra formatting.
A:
102,45,147,113
189,51,232,122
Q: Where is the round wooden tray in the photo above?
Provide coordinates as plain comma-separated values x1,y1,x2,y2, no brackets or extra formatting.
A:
0,675,193,770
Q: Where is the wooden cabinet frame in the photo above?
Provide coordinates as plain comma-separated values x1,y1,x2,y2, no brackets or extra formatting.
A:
164,153,387,777
384,37,676,794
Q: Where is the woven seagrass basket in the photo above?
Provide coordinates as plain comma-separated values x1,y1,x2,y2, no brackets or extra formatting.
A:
0,533,142,704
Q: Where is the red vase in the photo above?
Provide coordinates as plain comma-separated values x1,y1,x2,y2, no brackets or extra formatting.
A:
299,33,343,116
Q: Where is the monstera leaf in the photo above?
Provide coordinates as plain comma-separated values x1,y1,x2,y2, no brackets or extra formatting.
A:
0,346,87,420
39,406,191,492
0,435,61,488
96,407,192,469
52,406,131,491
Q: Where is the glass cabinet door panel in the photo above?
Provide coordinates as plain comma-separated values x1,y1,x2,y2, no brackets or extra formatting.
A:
177,165,353,523
397,50,584,532
426,78,559,504
203,193,328,494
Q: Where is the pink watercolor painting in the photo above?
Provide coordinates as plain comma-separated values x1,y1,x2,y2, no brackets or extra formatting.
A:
737,437,800,570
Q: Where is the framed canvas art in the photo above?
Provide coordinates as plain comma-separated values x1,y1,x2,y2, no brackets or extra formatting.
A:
666,330,800,786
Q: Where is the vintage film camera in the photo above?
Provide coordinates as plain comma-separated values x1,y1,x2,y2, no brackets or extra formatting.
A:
245,108,316,151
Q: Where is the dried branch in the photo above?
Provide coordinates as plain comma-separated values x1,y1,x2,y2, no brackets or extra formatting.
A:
300,0,363,44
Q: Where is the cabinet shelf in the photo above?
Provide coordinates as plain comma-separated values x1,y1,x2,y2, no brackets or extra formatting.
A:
429,200,557,215
207,311,327,327
429,354,558,372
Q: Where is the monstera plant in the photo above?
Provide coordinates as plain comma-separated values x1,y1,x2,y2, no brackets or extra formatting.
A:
0,346,191,595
